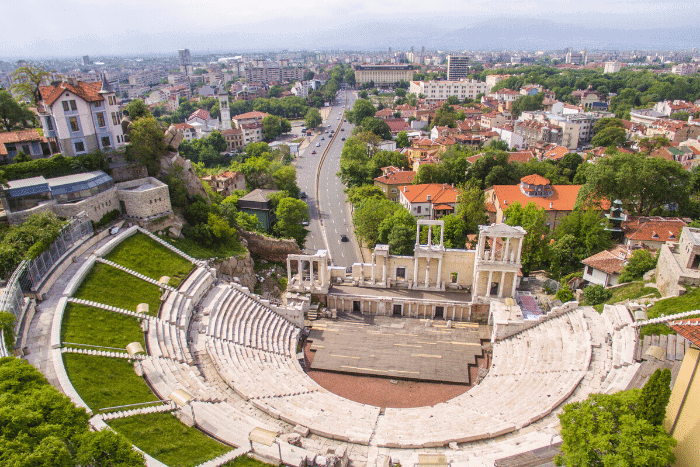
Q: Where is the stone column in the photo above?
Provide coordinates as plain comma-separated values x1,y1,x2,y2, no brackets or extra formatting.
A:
427,225,432,246
498,270,505,298
478,235,486,261
516,238,522,264
371,254,376,284
320,260,326,288
486,270,493,297
511,271,518,297
413,257,419,286
505,237,511,262
437,257,443,289
297,259,303,287
440,224,444,246
490,237,496,262
287,258,292,287
473,270,481,297
424,258,431,288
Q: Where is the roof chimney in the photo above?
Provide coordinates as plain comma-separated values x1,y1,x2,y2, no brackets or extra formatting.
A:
549,202,553,209
427,194,432,201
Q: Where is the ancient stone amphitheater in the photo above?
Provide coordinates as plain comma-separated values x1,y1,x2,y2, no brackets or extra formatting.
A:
46,226,641,467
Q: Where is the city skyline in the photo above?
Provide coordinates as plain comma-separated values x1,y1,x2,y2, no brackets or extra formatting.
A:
2,0,700,58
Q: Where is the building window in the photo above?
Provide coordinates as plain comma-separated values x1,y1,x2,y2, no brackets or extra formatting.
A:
112,112,119,125
74,141,85,153
22,145,30,154
450,272,458,283
94,101,102,108
417,206,421,214
69,117,79,132
62,101,69,112
101,136,111,148
96,112,106,127
396,267,406,280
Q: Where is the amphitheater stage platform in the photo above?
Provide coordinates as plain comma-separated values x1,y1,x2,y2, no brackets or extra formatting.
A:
307,314,486,384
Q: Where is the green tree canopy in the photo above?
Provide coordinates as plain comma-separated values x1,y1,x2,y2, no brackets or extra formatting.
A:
262,115,282,141
125,117,166,175
503,201,549,274
550,209,611,277
11,65,50,105
304,108,322,129
0,90,36,132
353,197,401,247
346,184,386,205
360,117,391,140
455,181,488,235
124,99,151,120
347,99,376,124
618,249,658,283
274,198,309,248
396,131,410,148
377,207,417,255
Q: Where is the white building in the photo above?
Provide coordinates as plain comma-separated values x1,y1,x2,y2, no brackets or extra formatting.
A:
37,77,126,158
409,79,488,103
603,61,622,74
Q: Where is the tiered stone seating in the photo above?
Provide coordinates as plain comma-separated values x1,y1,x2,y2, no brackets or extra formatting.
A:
147,318,193,365
373,310,591,448
190,401,279,448
140,356,223,403
179,267,216,303
206,338,318,400
160,290,193,328
602,304,633,335
204,286,299,357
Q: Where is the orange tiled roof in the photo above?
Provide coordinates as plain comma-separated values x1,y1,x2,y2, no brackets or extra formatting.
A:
543,145,569,161
401,183,458,204
374,170,416,185
623,217,689,244
492,184,582,211
188,108,211,121
39,80,104,106
581,245,629,275
232,110,270,120
520,174,551,186
172,123,195,130
0,129,45,144
669,318,700,347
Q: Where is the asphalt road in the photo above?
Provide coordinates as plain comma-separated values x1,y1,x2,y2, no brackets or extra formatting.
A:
295,90,362,268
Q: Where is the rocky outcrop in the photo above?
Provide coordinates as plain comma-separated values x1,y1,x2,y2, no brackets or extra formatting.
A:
158,151,209,201
237,229,301,262
215,251,257,291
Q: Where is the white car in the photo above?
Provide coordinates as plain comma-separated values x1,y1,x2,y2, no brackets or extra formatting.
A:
316,142,321,147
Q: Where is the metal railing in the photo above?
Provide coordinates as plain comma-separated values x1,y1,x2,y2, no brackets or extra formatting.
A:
20,217,94,292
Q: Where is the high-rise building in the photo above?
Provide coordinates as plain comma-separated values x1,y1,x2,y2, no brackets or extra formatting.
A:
178,49,192,75
447,55,470,80
82,55,91,66
218,88,231,130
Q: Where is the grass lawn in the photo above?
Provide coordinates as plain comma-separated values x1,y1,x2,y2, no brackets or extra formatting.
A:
640,286,700,337
61,303,145,349
108,413,231,467
158,235,246,260
105,233,194,287
73,263,162,315
64,354,158,411
593,281,661,312
221,455,276,467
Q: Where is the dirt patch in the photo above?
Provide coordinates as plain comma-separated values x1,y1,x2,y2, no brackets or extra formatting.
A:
303,342,489,408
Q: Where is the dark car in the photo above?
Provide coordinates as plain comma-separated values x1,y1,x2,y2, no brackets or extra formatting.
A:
300,192,307,199
311,150,316,154
340,234,349,242
341,137,346,141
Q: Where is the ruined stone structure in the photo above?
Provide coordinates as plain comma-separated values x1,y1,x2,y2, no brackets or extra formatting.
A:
656,226,700,296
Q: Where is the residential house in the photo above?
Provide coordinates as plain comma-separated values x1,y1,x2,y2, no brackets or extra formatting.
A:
541,145,569,161
622,216,690,250
237,188,280,231
399,183,459,219
171,123,196,142
201,171,245,198
221,128,245,152
653,100,698,117
0,129,55,164
37,76,126,157
374,167,416,202
484,175,585,230
581,245,632,287
385,119,411,135
655,226,700,297
492,125,526,150
571,86,606,109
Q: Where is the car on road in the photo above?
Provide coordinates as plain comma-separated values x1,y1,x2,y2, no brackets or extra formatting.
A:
341,128,344,131
337,117,340,119
341,137,346,141
344,119,347,122
300,192,307,198
321,137,325,140
316,142,321,147
340,234,349,242
301,221,309,226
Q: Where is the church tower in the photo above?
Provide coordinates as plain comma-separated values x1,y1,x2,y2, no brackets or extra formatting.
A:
218,88,231,130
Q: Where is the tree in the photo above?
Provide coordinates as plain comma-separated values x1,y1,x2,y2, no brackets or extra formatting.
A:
377,207,417,255
432,103,457,128
440,214,468,248
13,151,32,163
618,249,657,283
11,65,50,105
347,99,376,124
280,118,292,134
125,117,166,175
510,92,545,118
582,284,612,305
353,197,400,247
556,388,675,467
455,181,488,235
550,209,611,277
124,99,151,120
346,184,386,205
207,131,227,153
305,108,322,129
0,90,36,131
76,429,145,467
576,154,689,215
268,85,283,98
274,198,309,247
591,126,627,147
637,368,672,427
503,202,549,274
396,131,410,149
360,117,391,140
273,165,300,198
262,115,282,141
414,164,447,184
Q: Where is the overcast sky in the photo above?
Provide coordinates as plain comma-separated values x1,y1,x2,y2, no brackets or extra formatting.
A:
2,0,699,58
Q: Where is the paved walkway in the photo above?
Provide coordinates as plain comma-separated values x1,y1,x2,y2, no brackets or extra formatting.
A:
23,234,115,388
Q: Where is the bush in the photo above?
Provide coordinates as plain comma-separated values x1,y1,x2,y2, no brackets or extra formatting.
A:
94,209,121,230
0,312,16,352
582,284,613,305
619,249,657,283
2,151,109,181
555,287,575,303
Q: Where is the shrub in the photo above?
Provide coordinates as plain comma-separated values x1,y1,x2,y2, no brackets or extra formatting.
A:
619,249,657,283
94,209,121,230
0,312,16,351
555,287,575,303
582,284,613,305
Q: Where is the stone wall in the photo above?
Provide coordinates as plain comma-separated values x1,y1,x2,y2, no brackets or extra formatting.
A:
238,228,301,262
215,251,257,291
53,187,119,223
158,151,209,201
116,177,172,220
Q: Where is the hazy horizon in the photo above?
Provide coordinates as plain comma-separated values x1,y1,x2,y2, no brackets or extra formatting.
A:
2,0,699,59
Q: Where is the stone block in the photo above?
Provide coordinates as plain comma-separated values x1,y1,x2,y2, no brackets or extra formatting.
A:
137,303,149,314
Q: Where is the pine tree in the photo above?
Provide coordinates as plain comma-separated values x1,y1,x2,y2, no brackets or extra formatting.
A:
637,368,672,426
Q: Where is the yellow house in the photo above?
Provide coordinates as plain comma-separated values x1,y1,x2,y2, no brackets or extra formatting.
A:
665,318,700,467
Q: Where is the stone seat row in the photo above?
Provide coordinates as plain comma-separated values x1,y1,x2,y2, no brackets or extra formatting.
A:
611,326,637,369
206,338,318,400
373,311,591,449
602,304,633,335
204,285,299,357
147,318,193,365
160,290,193,329
179,266,216,303
140,356,223,403
190,400,280,449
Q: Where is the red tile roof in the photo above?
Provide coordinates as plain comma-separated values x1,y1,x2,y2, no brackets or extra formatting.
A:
582,245,630,275
0,129,46,144
520,174,551,186
623,217,689,244
543,145,569,161
374,170,416,185
492,184,582,211
39,80,104,107
231,110,270,120
172,123,195,131
669,318,700,347
188,108,211,121
401,183,459,204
